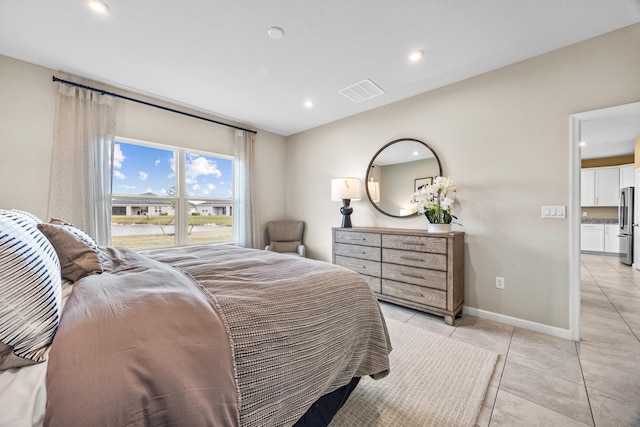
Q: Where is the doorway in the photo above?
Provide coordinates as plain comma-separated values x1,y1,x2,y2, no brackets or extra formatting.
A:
570,101,640,341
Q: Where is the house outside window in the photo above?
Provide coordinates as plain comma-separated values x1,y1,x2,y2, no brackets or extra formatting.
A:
111,137,233,249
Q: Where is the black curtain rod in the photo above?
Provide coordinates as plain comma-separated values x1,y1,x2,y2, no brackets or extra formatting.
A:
52,76,257,135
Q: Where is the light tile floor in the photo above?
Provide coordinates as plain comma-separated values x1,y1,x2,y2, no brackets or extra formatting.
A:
379,253,640,426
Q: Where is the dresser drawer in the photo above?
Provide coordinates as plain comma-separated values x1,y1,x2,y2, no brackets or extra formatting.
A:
382,248,447,271
382,279,446,309
334,242,381,261
335,230,381,247
382,262,446,290
382,234,447,254
335,255,381,277
332,227,464,326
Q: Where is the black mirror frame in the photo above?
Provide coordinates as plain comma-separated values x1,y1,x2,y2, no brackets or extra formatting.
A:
365,138,442,218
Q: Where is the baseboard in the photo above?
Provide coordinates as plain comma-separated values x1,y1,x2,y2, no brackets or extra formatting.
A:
462,306,573,341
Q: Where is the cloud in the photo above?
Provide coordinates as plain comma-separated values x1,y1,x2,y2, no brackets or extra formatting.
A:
192,184,201,191
118,184,136,190
206,183,216,190
154,159,161,166
114,170,126,179
187,156,222,178
113,143,125,169
139,171,148,181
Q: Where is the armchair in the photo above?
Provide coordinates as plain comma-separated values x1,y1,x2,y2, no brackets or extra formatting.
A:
265,220,305,257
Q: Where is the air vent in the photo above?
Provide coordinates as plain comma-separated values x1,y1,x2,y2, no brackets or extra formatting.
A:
339,79,384,103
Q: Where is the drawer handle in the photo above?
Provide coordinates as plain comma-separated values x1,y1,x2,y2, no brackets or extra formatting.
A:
393,255,424,262
350,250,368,255
401,273,425,279
400,241,424,246
344,236,367,240
406,290,428,298
347,263,366,269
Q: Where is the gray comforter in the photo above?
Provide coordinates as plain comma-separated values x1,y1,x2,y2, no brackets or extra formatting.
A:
45,244,391,426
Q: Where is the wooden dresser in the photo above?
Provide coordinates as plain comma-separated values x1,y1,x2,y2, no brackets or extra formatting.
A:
332,227,464,325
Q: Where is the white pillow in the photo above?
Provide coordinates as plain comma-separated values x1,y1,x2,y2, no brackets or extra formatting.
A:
0,210,62,370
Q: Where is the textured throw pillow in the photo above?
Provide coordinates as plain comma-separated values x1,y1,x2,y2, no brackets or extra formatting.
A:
271,240,301,253
49,218,99,249
0,210,62,370
37,222,103,282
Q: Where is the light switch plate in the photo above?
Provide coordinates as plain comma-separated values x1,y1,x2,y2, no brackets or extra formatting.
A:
541,205,566,219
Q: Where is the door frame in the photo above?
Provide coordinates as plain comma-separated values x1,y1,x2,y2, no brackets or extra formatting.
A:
569,101,640,341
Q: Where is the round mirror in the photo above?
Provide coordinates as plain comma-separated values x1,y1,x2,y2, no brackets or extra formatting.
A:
366,138,442,218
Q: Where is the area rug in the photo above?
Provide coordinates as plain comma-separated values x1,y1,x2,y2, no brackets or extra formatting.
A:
330,318,498,427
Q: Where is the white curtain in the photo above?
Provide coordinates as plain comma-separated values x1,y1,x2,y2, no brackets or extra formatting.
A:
48,83,116,245
233,130,259,248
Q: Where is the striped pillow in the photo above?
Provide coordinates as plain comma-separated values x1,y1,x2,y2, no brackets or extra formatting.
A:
10,209,44,225
0,210,62,370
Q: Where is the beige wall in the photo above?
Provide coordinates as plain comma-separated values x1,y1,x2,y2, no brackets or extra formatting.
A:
2,24,639,331
286,23,640,330
582,155,634,168
0,55,57,219
0,55,288,246
377,158,439,215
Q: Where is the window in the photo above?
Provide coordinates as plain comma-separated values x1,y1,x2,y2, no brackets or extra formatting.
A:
111,137,233,249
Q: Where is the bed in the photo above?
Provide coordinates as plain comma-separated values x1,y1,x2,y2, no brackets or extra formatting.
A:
0,209,391,426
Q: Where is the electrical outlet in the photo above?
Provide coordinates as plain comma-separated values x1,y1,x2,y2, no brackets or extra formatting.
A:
496,277,505,289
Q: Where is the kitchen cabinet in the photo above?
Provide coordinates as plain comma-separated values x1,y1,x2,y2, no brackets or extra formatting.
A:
604,224,620,254
581,169,595,206
581,167,620,207
581,224,605,252
620,164,634,189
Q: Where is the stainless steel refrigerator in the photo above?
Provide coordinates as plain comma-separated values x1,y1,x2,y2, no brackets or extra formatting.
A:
619,186,634,265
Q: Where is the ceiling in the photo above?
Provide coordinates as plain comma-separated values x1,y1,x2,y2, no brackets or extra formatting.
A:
1,0,639,137
580,112,640,160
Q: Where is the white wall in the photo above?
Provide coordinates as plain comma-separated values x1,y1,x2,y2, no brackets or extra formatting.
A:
285,23,640,330
0,55,288,245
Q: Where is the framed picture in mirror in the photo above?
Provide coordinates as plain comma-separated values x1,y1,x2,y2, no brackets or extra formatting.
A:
414,177,433,192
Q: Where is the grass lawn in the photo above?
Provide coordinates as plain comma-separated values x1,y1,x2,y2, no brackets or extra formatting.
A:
112,215,232,226
111,215,233,249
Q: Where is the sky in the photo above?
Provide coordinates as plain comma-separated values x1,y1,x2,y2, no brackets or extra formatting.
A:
112,141,233,199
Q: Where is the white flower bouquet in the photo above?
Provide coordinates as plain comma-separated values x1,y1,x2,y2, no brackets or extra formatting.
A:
410,176,457,224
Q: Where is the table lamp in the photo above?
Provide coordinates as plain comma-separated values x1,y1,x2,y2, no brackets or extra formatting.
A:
331,177,361,228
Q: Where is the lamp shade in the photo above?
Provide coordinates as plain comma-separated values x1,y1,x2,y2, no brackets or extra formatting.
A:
331,177,361,201
367,179,380,203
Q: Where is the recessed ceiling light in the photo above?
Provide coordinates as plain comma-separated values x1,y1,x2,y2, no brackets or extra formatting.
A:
86,0,110,14
409,50,424,62
579,141,587,146
304,100,315,108
268,27,285,39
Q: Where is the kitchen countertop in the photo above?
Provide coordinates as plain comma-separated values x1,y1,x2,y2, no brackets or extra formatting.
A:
581,218,618,224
